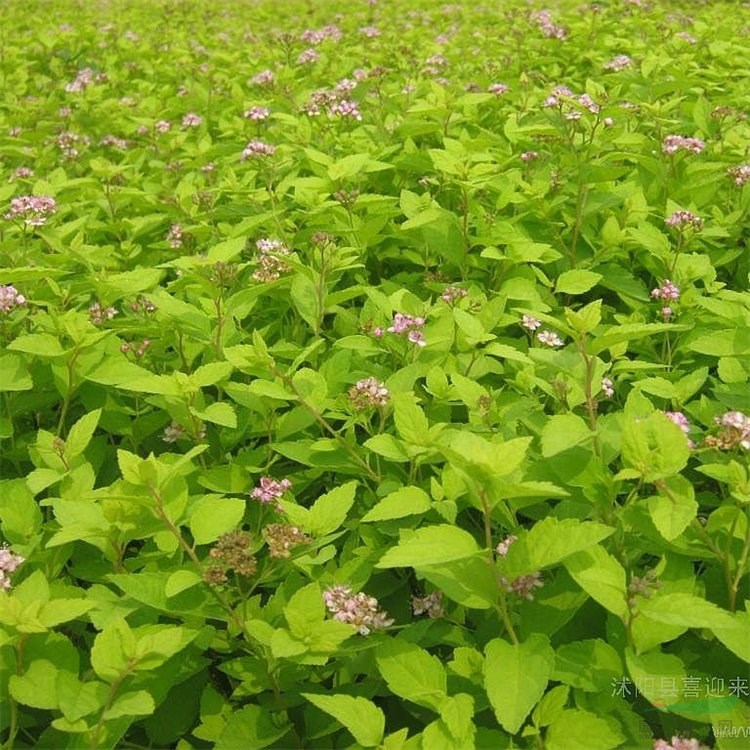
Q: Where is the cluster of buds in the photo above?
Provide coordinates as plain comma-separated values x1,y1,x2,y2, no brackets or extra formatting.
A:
56,131,90,160
440,286,468,305
0,546,24,590
299,24,342,45
100,135,129,150
0,285,26,313
601,377,615,398
323,585,394,635
262,523,311,559
204,530,256,586
329,100,362,120
627,569,661,608
544,86,600,119
166,223,184,248
155,119,172,134
209,261,238,288
120,339,151,358
651,279,680,302
531,10,567,39
244,105,270,121
129,296,157,314
10,167,34,180
653,738,709,750
241,140,275,160
348,377,390,410
520,150,539,162
387,312,426,347
705,411,750,451
496,534,518,557
89,301,117,325
181,113,202,128
664,411,695,448
249,69,275,86
253,238,291,282
603,54,633,71
727,164,750,186
162,421,206,443
501,572,544,600
665,210,703,229
5,195,57,226
411,590,444,619
251,476,292,511
333,189,359,208
662,135,705,155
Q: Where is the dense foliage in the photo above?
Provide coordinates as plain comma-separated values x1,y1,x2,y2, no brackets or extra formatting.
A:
1,0,749,748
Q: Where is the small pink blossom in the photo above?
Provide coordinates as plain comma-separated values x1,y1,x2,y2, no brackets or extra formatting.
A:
604,54,633,71
244,106,270,121
440,286,468,304
250,69,275,86
323,585,394,635
0,285,26,313
651,279,680,301
251,476,292,510
537,330,564,347
727,164,750,186
522,314,541,330
488,83,509,95
181,112,203,128
411,590,444,619
665,210,703,229
241,140,275,159
297,48,320,64
496,534,517,557
601,377,614,397
662,135,705,155
5,195,57,226
520,151,539,162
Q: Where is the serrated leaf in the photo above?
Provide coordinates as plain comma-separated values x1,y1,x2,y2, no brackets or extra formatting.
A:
555,270,602,295
303,693,385,747
377,525,480,568
362,486,431,522
190,497,245,544
376,639,447,711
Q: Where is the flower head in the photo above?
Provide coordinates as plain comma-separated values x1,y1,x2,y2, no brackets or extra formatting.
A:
496,534,517,557
5,195,57,226
241,140,275,159
662,135,705,155
440,286,468,304
411,590,444,619
537,330,564,347
323,585,394,635
387,312,426,346
263,524,311,558
253,238,291,282
181,112,203,128
651,279,680,301
727,164,750,186
166,223,184,248
0,285,26,313
522,314,541,330
250,69,275,86
601,377,614,398
348,377,389,410
0,546,25,590
665,210,703,229
251,476,292,510
604,54,633,71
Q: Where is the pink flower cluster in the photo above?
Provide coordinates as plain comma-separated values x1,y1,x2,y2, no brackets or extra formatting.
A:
653,738,709,750
359,25,380,38
10,167,34,180
601,377,615,397
251,476,292,510
543,86,599,118
440,286,468,304
411,590,444,619
155,119,172,134
181,113,203,128
300,25,342,45
89,301,117,325
496,534,517,557
728,164,750,186
250,69,275,86
65,67,95,93
4,195,57,226
662,135,705,154
120,339,151,358
323,585,394,635
488,83,510,95
537,330,564,347
348,377,390,410
0,285,26,313
329,100,362,120
0,546,24,590
522,315,541,330
244,106,270,121
241,140,275,160
521,150,539,162
387,312,426,347
167,224,184,248
604,54,633,71
100,135,129,149
56,131,90,160
253,238,291,282
665,210,703,229
297,49,320,65
531,10,567,39
650,279,680,301
502,572,544,600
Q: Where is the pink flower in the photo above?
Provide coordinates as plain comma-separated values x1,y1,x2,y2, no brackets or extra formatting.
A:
604,54,633,71
727,164,750,186
0,546,24,590
522,314,541,330
244,106,270,121
496,534,517,557
520,151,539,162
241,140,275,159
155,119,172,134
297,48,320,64
0,285,26,313
10,167,34,180
601,377,614,397
323,585,394,635
440,286,468,304
251,476,292,509
488,83,509,95
537,330,564,347
250,70,275,86
89,301,117,325
166,224,184,248
662,135,705,154
651,279,680,301
348,377,389,409
411,591,444,619
328,100,362,120
665,210,703,229
181,112,203,128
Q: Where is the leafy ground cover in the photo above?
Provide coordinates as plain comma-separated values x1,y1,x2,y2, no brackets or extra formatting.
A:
1,0,749,748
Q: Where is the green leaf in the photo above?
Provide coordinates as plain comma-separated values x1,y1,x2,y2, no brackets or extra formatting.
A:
7,333,66,358
284,583,324,639
532,685,570,728
484,634,554,734
376,639,447,711
502,519,614,577
418,557,497,609
362,486,431,522
621,412,690,481
64,409,101,459
363,434,410,462
307,481,357,536
190,401,237,428
91,618,137,682
545,709,625,750
190,497,245,545
165,570,203,598
303,693,385,747
104,690,155,720
291,274,321,332
0,352,33,391
215,704,290,750
56,672,108,722
541,414,592,457
552,639,623,692
555,270,602,295
10,660,62,709
647,475,697,541
39,598,96,627
564,545,628,619
377,525,480,568
392,393,430,445
438,431,531,479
